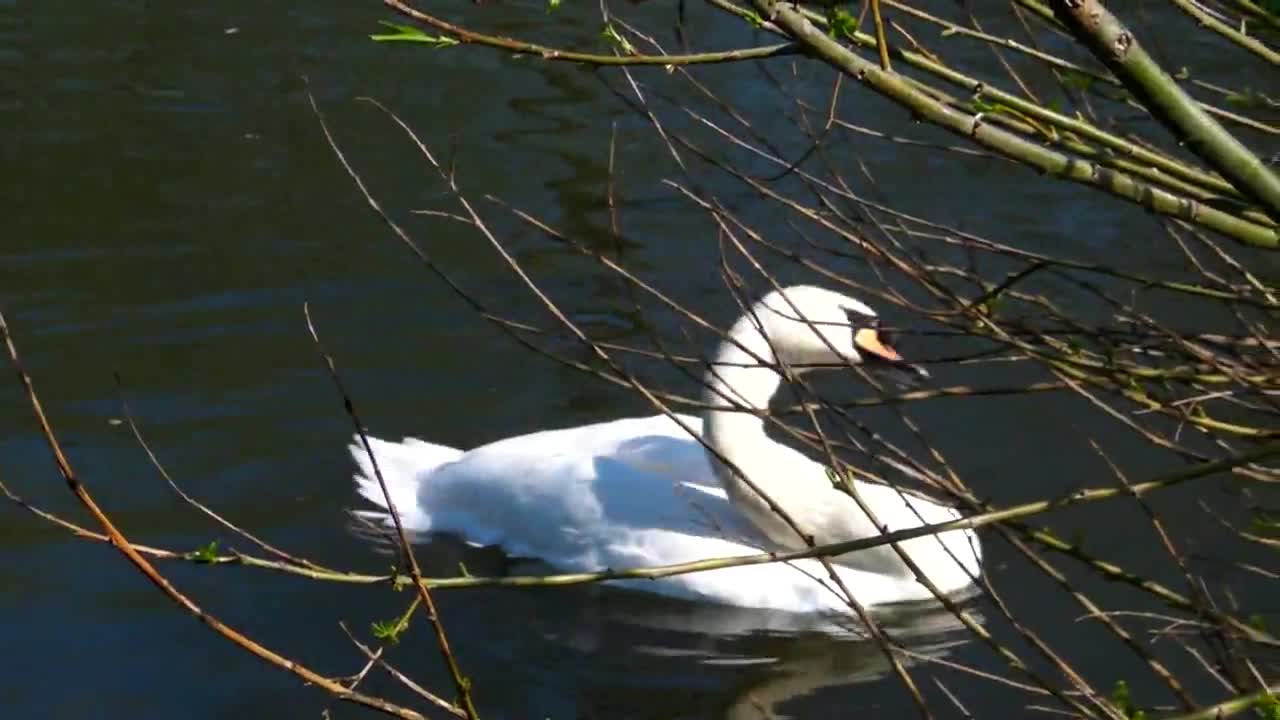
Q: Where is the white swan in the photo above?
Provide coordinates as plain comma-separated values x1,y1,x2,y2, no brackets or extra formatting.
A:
351,285,981,614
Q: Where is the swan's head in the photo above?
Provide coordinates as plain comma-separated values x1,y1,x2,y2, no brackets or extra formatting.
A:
755,285,928,381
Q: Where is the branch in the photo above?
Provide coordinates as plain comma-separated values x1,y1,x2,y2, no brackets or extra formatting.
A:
1052,0,1280,219
384,0,798,66
1168,0,1280,65
303,301,479,719
0,311,443,720
748,0,1278,247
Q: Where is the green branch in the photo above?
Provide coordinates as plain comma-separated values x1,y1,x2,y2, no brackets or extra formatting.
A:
1160,684,1280,720
746,0,1278,247
382,0,799,66
1052,0,1280,220
1168,0,1280,65
221,443,1280,644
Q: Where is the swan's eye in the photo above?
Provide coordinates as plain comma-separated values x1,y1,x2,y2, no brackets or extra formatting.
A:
843,307,875,324
864,318,890,344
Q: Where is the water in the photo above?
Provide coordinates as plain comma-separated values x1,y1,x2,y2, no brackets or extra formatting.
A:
2,1,1276,718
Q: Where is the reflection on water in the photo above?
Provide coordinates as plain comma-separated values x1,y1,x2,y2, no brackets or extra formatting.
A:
567,595,971,719
360,529,977,718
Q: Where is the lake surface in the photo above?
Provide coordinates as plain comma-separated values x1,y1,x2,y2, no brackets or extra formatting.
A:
2,1,1276,718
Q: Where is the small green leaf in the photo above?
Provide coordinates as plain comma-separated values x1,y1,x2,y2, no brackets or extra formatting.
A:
972,98,996,114
1256,692,1280,720
190,540,220,564
600,24,636,55
370,21,459,47
826,7,859,40
972,98,1018,117
1111,680,1146,719
1112,680,1131,706
546,0,561,12
372,618,406,644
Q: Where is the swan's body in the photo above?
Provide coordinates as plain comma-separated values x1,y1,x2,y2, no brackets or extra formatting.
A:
352,286,981,614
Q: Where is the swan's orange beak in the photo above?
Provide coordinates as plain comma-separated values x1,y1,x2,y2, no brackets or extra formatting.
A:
853,327,903,363
854,327,929,383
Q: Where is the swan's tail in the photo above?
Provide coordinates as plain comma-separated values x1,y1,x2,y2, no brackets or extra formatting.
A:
349,435,463,531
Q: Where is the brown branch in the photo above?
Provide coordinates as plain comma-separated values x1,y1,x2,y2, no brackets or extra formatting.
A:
0,311,439,720
302,301,478,719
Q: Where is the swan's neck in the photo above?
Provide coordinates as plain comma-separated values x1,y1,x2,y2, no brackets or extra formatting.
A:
697,300,982,592
701,315,795,509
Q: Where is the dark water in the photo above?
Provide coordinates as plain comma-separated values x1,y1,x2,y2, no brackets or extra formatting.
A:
2,1,1275,718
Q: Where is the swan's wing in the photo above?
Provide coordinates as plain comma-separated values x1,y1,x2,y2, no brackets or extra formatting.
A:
408,414,726,561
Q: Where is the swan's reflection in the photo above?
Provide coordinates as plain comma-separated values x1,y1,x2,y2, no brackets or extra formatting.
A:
564,587,974,719
360,531,978,719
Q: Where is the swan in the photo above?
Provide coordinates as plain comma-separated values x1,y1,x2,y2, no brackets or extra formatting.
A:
351,285,981,614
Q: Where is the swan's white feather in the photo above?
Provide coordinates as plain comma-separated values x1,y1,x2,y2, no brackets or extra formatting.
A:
351,414,980,613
